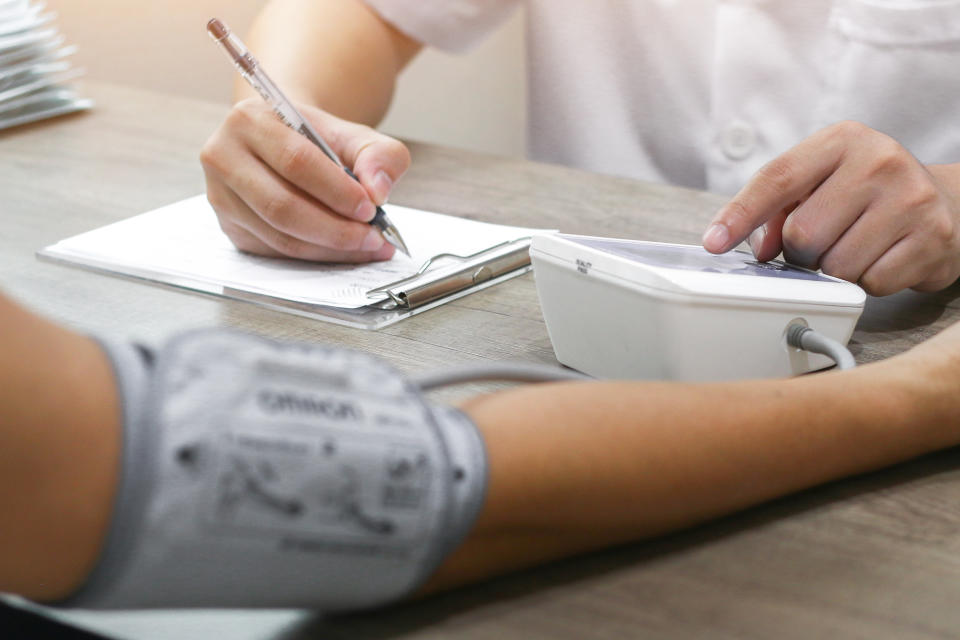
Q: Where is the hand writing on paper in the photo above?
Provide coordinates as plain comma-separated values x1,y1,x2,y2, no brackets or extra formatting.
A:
702,121,960,296
201,99,410,263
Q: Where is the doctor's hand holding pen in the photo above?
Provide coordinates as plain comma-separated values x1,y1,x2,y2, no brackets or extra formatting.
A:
703,121,960,297
200,2,420,263
201,99,410,263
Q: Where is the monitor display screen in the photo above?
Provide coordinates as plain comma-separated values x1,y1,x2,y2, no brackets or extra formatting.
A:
568,237,834,283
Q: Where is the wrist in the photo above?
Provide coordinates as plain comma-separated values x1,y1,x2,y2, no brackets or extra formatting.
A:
871,345,960,452
928,162,960,208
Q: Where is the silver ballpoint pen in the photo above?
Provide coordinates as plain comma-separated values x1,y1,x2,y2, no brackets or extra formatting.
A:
206,17,411,257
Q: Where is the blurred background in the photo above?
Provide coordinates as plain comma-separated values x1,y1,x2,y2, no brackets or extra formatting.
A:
46,0,527,157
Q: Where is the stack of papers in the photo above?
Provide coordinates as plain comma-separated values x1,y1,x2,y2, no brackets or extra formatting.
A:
0,0,91,130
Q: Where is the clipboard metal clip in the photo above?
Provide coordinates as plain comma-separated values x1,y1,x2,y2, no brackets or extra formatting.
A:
366,237,533,309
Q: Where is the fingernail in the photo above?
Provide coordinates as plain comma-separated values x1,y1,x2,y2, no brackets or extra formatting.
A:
372,170,393,205
702,223,731,252
361,228,385,252
748,225,766,257
354,198,376,221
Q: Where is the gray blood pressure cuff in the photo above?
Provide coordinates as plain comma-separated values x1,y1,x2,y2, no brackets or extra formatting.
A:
65,329,487,611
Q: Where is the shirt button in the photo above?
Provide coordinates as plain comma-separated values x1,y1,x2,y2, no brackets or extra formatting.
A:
721,121,757,160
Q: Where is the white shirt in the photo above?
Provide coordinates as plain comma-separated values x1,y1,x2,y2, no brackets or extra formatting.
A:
364,0,960,195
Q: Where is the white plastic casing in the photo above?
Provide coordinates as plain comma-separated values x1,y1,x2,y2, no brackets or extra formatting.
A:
530,234,866,381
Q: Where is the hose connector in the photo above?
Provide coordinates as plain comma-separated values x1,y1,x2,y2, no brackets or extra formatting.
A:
785,323,856,370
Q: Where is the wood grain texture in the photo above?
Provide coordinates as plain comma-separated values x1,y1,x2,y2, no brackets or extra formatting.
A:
5,83,960,640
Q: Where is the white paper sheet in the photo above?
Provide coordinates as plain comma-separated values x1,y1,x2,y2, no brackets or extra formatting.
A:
43,195,551,309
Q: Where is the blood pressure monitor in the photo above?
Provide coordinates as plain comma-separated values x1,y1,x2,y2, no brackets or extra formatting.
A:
530,234,866,381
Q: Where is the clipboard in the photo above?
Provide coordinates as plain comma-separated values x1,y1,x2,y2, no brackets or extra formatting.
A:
39,237,534,330
37,196,548,330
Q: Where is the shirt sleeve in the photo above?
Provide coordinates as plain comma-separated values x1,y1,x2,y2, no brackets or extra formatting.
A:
362,0,521,53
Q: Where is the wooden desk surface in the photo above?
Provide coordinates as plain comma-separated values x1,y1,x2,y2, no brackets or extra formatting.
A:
4,83,960,639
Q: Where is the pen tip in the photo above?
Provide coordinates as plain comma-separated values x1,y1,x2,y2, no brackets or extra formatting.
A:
383,228,411,258
207,18,228,40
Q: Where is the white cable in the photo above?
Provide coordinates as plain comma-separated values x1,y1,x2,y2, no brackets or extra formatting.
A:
786,324,856,370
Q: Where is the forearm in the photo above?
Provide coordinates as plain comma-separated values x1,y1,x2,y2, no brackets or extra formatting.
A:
240,0,421,124
0,293,120,601
427,357,957,591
